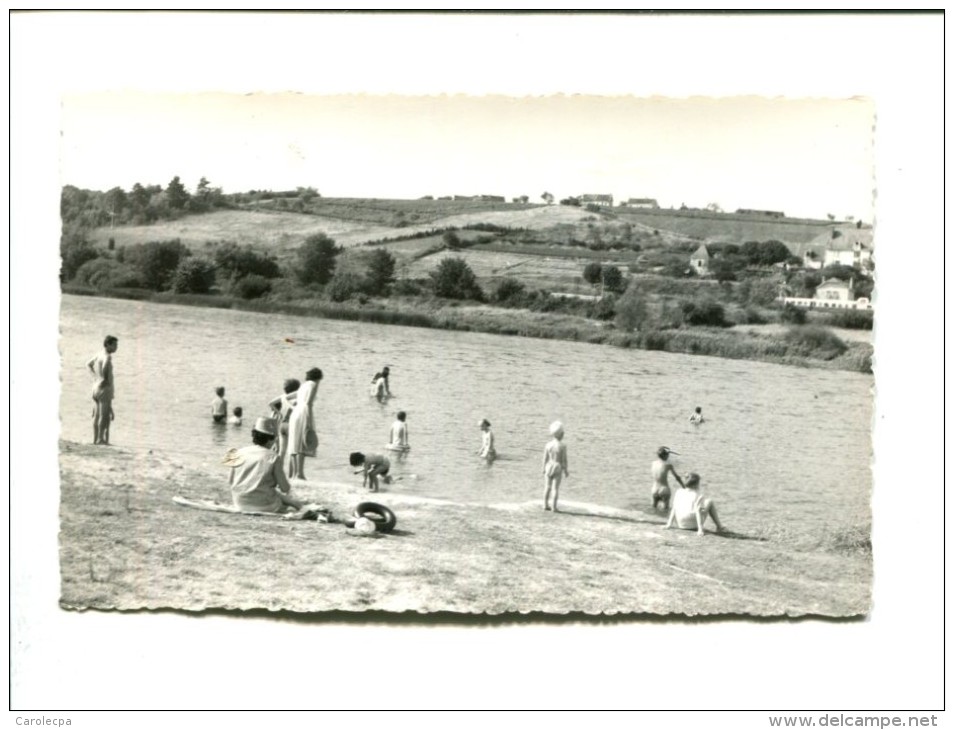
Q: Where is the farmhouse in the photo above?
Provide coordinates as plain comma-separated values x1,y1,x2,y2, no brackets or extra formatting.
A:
580,194,614,207
780,277,872,311
689,243,712,275
815,277,854,302
621,197,659,208
811,226,874,273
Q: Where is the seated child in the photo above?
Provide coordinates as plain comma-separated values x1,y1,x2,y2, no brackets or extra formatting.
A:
665,472,724,536
350,451,392,492
228,406,243,426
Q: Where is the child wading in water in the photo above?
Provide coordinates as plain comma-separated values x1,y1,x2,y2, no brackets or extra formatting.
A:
477,418,496,462
229,406,243,426
350,452,392,492
542,421,569,511
665,472,725,536
211,387,228,423
689,406,705,425
388,411,410,450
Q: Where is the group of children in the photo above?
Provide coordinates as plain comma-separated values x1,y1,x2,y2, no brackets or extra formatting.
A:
211,387,243,426
214,361,722,535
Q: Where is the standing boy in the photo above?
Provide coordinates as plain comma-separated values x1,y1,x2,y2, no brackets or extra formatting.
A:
651,446,684,511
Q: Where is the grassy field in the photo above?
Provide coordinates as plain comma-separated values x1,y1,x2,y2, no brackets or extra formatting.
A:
59,441,871,615
614,208,835,246
86,204,598,255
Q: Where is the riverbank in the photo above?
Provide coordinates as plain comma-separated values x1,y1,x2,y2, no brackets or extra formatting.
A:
59,440,871,615
62,285,873,373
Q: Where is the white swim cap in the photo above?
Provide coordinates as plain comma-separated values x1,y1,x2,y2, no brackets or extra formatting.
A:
549,420,564,435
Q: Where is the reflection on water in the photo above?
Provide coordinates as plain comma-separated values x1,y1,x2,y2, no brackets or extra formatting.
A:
59,295,873,534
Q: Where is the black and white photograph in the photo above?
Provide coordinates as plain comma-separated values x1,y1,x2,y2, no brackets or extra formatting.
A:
55,92,876,616
10,10,944,716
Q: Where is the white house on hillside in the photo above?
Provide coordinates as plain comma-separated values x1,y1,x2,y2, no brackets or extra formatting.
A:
779,276,872,310
689,243,712,275
580,194,614,207
808,226,874,272
815,277,855,302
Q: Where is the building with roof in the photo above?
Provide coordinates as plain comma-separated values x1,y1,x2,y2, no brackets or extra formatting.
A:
689,243,712,275
779,276,872,311
579,194,614,207
808,226,874,273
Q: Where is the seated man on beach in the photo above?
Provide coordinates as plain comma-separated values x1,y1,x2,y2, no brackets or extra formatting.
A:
651,446,684,511
226,417,310,514
665,472,724,536
350,451,392,492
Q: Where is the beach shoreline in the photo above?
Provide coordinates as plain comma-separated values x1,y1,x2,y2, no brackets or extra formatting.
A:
58,440,872,616
61,286,874,374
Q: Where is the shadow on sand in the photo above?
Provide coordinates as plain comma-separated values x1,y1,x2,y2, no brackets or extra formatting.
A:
556,508,767,542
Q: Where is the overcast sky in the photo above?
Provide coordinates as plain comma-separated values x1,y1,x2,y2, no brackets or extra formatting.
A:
61,92,874,221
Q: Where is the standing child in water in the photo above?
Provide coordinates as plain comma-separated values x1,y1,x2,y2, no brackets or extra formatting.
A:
477,418,496,462
388,411,410,450
651,446,685,511
211,387,228,423
689,406,705,425
542,421,569,512
228,406,243,426
371,366,391,402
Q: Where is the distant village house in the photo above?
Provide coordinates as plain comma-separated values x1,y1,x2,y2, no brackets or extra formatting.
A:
621,197,659,208
811,227,874,273
780,276,872,311
579,194,614,207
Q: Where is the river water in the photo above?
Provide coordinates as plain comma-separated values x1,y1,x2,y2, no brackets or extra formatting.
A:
58,295,873,534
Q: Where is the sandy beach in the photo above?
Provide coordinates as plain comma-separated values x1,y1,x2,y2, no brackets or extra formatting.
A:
59,440,871,616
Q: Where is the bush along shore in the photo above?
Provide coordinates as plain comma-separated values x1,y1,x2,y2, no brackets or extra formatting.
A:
62,284,873,373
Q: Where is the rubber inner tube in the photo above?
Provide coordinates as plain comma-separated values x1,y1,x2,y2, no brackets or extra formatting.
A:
353,501,397,534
